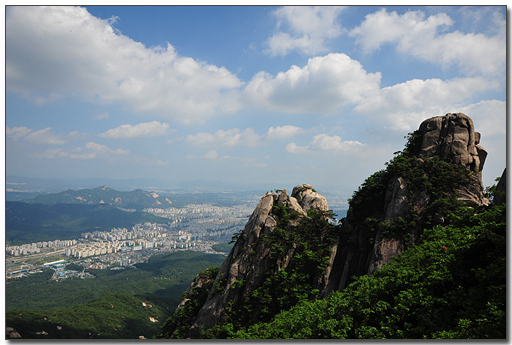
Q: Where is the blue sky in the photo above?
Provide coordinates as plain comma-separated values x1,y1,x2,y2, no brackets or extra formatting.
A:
5,5,507,200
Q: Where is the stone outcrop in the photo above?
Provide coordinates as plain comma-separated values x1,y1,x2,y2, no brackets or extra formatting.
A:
182,185,328,338
166,113,497,338
331,113,490,290
418,112,488,206
418,112,487,173
493,168,506,206
6,327,22,338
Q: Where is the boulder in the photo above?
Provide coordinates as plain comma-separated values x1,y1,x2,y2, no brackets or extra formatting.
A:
291,184,329,212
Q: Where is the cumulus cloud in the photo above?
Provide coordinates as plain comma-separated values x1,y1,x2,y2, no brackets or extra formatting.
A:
99,121,171,139
285,142,310,154
200,150,219,160
68,142,130,160
6,126,32,140
265,6,345,56
187,125,305,148
32,142,129,160
286,134,363,154
244,53,381,114
354,77,500,131
7,126,65,144
6,6,243,124
32,148,68,159
350,8,505,76
264,125,305,140
186,128,261,148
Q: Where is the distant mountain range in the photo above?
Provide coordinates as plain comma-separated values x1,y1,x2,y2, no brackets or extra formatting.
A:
25,185,174,210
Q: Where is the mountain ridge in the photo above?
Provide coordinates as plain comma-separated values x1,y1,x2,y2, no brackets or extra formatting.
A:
25,185,174,210
159,112,506,339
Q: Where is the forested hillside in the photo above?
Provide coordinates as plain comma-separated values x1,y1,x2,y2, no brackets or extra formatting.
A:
158,113,506,339
228,202,506,339
6,251,225,339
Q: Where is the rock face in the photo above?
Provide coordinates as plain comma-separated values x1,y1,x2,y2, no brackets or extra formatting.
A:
418,113,488,206
418,113,487,173
183,185,328,338
166,113,495,338
493,168,506,206
330,113,490,290
6,327,22,338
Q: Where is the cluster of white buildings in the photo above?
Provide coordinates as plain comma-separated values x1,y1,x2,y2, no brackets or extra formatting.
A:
6,202,252,259
72,223,200,258
67,243,117,258
6,239,78,256
144,204,252,226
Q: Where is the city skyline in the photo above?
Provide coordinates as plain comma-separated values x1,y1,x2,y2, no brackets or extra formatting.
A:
5,5,507,196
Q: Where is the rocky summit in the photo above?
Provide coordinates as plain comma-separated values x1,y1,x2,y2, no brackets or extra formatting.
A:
160,113,505,339
176,184,329,338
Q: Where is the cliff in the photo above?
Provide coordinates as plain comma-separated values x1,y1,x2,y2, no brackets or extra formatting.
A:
160,113,502,339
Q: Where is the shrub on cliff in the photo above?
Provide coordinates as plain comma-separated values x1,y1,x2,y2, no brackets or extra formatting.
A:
233,202,506,339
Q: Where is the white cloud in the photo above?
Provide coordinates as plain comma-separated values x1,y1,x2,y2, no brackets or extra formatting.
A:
6,6,243,124
186,128,261,148
264,125,304,140
99,121,171,139
310,134,363,152
187,125,306,148
355,77,500,131
461,99,506,138
286,134,363,154
244,53,381,114
285,142,310,154
32,148,68,159
265,6,345,56
7,126,65,145
6,126,32,140
200,150,219,160
68,142,130,160
350,8,505,76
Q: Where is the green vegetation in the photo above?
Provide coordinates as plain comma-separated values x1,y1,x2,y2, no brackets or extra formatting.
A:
162,206,341,339
157,129,505,339
211,242,234,253
230,203,506,339
231,208,338,326
6,251,226,338
6,251,225,311
7,292,167,339
6,201,169,245
159,266,221,338
346,145,476,245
